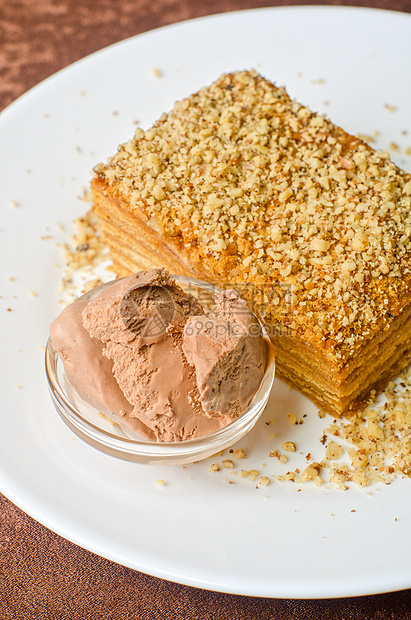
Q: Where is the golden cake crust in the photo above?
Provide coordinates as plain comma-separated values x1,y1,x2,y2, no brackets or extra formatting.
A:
92,70,411,373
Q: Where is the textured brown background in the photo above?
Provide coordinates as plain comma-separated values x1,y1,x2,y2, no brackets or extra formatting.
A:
1,1,411,618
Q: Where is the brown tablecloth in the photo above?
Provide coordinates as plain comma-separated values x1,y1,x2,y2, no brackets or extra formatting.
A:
1,1,411,617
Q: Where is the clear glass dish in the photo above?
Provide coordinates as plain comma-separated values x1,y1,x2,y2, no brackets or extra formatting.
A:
45,275,275,465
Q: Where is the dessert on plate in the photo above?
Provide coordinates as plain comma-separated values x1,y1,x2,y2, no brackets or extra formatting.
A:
90,70,411,417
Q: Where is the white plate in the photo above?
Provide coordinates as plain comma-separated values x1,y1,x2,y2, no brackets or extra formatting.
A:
1,6,411,600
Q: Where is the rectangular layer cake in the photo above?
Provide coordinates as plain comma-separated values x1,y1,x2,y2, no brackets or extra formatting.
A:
90,70,411,417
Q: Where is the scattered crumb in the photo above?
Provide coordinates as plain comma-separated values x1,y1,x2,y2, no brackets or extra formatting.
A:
209,463,220,472
240,469,259,481
57,209,112,301
151,67,163,79
325,441,344,460
156,479,166,487
222,459,234,469
288,413,298,425
384,103,397,112
357,133,375,144
232,448,247,460
269,450,288,464
282,441,296,452
301,462,321,482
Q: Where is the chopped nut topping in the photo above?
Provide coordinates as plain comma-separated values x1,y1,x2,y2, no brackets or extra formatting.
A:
94,70,411,365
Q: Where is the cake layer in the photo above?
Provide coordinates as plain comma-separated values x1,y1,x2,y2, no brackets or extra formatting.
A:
92,187,199,277
273,308,411,415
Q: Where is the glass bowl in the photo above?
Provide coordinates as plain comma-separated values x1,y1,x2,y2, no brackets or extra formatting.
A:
45,275,275,465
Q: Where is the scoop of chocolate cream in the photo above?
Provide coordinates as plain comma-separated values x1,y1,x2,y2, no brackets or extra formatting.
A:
183,289,266,418
49,297,155,440
50,269,267,442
